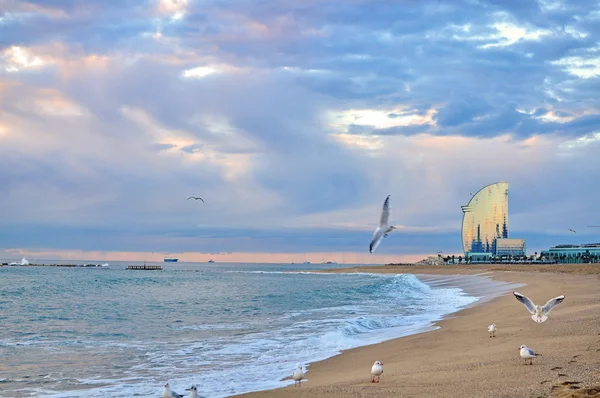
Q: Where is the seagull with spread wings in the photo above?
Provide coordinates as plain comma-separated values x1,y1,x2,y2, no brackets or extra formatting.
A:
513,291,565,323
187,196,204,203
369,195,396,253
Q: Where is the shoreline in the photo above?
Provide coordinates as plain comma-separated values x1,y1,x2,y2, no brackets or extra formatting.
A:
238,265,600,398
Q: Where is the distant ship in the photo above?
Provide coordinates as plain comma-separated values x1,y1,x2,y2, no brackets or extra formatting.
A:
208,259,215,263
164,257,179,262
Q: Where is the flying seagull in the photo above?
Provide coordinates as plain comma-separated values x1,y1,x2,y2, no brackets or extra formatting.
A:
369,195,396,253
513,292,565,323
568,228,576,233
187,196,204,203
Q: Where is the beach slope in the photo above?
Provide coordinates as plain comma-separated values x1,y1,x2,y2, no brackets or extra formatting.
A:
238,265,600,398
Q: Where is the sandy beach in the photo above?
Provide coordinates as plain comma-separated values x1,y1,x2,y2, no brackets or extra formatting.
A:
238,265,600,398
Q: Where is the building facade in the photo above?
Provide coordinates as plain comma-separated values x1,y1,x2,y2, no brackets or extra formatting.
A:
461,181,509,256
461,181,526,257
495,238,526,257
540,243,600,263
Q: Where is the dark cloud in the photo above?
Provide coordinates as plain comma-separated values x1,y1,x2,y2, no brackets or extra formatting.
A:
0,223,461,254
180,143,204,154
148,142,176,151
435,96,493,127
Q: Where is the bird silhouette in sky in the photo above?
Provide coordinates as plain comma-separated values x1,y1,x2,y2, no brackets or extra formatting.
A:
187,196,204,203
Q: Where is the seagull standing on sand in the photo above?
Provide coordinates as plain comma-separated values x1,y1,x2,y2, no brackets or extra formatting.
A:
513,292,565,323
369,195,396,253
162,383,183,398
371,361,384,383
187,196,204,203
185,385,198,398
519,345,540,365
488,323,496,338
292,364,305,387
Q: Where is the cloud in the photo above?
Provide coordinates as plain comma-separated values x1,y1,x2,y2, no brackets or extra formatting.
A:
148,142,176,151
180,143,204,153
2,0,600,260
434,96,493,127
182,65,220,78
2,45,48,71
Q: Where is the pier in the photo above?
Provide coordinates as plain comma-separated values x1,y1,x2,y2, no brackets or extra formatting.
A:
126,265,163,270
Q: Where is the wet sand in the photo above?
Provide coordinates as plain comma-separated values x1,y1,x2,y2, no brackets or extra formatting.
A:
238,264,600,398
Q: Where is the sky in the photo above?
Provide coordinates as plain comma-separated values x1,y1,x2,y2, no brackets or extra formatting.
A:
1,0,600,264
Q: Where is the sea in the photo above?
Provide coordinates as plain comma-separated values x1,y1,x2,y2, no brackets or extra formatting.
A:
0,261,482,397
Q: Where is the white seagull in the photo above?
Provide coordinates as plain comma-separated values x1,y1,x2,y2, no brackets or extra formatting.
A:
519,344,541,365
292,364,305,387
162,383,183,398
369,195,396,253
371,361,384,383
487,323,496,338
185,385,198,398
513,292,565,323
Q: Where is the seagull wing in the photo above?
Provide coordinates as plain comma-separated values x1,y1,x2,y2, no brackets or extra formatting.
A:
542,295,565,315
197,197,204,203
187,197,194,200
370,227,384,253
379,195,390,227
384,226,395,234
527,348,536,357
513,292,536,314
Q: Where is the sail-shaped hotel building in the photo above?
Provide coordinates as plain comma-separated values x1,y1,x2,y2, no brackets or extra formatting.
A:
461,181,525,258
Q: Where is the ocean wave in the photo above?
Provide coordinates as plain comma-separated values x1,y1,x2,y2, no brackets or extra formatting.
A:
31,273,478,398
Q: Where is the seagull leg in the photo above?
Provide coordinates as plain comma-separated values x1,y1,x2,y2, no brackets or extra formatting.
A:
530,359,533,365
371,376,375,383
377,376,381,383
